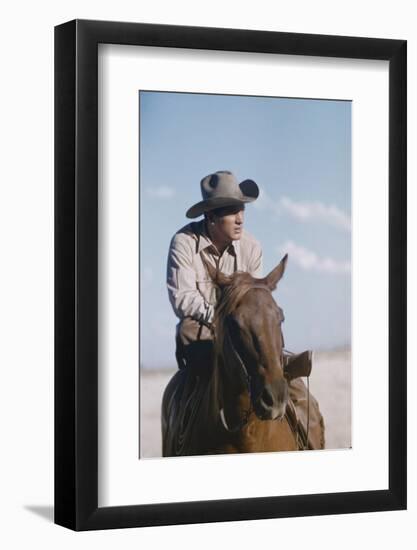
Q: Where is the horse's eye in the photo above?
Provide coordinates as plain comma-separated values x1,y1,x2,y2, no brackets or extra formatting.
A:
227,316,241,331
227,316,243,341
252,334,262,356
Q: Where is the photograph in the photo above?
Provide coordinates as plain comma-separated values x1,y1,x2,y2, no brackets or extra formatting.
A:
139,91,351,458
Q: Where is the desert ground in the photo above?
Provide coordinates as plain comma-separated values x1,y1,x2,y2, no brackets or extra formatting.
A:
140,350,351,458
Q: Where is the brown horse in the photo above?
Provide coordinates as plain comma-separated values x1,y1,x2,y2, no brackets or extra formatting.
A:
161,255,304,456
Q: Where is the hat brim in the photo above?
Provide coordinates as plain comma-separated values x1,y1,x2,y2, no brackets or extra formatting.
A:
186,178,259,219
186,196,256,219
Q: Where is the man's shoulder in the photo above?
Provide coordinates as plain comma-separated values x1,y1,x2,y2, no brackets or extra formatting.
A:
239,229,262,252
169,220,204,249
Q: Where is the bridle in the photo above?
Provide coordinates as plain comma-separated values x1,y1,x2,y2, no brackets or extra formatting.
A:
218,328,254,433
213,285,310,449
214,285,286,433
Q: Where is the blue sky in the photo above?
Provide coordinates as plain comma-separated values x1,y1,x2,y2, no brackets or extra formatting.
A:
139,91,351,369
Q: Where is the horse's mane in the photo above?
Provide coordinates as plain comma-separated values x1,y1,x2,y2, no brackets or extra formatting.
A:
214,271,254,317
212,271,271,357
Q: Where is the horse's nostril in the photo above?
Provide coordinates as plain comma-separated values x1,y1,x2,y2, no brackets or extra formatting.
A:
261,388,274,407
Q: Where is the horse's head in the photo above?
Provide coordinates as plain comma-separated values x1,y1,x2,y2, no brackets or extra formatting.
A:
205,255,289,422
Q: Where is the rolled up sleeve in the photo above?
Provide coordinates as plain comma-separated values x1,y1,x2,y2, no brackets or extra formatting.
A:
166,234,215,324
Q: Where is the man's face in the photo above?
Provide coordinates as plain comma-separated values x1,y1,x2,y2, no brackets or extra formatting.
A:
212,205,245,241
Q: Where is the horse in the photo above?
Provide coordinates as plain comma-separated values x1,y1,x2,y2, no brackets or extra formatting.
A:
161,254,310,456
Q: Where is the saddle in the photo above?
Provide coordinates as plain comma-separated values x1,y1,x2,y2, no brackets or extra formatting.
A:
162,364,219,457
163,366,325,456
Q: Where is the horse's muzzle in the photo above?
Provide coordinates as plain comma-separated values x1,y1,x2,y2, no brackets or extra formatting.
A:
255,379,288,421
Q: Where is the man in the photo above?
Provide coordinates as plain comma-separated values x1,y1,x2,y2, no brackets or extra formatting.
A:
166,170,324,449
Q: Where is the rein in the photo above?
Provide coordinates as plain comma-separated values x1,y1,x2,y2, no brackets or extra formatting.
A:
218,330,253,432
283,349,311,450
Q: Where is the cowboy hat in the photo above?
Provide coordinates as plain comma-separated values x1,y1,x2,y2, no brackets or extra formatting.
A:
186,170,259,219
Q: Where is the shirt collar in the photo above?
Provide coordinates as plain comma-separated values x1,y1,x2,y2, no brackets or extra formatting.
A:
196,219,238,256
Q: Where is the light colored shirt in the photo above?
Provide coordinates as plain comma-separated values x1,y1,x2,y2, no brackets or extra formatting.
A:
166,219,263,324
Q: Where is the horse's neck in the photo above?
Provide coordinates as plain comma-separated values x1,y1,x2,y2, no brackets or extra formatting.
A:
239,415,299,452
212,352,250,430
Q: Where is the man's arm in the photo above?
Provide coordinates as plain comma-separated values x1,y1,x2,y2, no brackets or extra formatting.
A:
248,240,263,278
166,233,215,324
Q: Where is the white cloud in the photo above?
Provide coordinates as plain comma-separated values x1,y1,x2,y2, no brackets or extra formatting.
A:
280,240,351,274
253,185,275,211
280,196,351,231
254,190,350,232
145,185,175,199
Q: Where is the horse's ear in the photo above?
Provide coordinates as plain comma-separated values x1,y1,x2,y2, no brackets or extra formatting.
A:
261,254,288,291
201,254,233,288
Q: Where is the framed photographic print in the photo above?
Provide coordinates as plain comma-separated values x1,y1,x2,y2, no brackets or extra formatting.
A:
54,19,406,530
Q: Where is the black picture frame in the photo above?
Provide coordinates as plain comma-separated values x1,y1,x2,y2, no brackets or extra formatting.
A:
54,19,407,531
